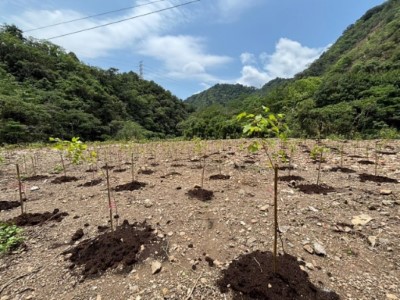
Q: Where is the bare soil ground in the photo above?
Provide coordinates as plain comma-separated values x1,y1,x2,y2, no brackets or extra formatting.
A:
0,139,399,300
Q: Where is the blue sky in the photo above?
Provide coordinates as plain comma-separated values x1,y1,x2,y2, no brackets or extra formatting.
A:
1,0,386,99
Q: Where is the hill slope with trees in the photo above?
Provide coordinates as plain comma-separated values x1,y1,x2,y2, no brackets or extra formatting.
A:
180,0,400,139
0,25,189,144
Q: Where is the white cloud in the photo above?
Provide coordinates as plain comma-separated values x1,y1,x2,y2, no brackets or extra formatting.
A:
240,52,256,65
7,0,184,58
263,38,325,78
237,65,270,87
237,38,327,87
216,0,262,22
138,35,232,82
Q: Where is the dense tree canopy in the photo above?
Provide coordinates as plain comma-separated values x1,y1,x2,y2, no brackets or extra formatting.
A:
0,24,189,144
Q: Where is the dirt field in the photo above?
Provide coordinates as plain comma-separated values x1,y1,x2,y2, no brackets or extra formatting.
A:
0,139,399,300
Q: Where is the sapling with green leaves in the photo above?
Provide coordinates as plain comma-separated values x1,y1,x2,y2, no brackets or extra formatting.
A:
237,105,289,273
310,144,328,185
49,137,88,177
0,223,23,253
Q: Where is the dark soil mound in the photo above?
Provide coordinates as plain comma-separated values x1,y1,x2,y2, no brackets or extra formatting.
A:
51,176,79,184
376,150,397,155
187,187,214,201
244,160,255,164
358,160,374,165
279,175,305,182
349,155,363,158
71,229,84,242
359,173,398,183
78,178,103,187
63,220,166,279
0,201,21,211
22,175,50,181
101,165,114,170
278,165,294,171
114,181,147,191
331,167,356,173
217,251,340,300
7,209,68,226
297,184,336,194
209,174,230,180
113,168,127,173
150,163,159,167
85,169,98,173
138,169,155,175
171,163,185,168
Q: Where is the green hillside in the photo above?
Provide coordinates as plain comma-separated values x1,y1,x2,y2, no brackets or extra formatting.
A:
0,25,189,144
180,0,400,139
185,83,257,110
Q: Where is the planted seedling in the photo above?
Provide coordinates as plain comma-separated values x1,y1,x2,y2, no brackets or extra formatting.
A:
49,137,87,183
309,144,328,186
237,105,289,272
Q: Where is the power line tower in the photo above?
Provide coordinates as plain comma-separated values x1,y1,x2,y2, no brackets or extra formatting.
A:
139,61,143,79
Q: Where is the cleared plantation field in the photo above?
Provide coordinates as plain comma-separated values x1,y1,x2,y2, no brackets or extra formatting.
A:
0,139,399,300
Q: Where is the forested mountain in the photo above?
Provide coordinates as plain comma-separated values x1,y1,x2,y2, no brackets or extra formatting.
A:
181,0,400,139
185,83,257,110
0,25,189,144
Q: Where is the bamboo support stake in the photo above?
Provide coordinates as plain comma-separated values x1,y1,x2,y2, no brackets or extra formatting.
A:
273,164,278,273
16,164,24,214
105,164,114,232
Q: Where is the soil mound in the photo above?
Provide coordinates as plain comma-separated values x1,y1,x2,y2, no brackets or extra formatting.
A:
114,181,147,191
51,176,79,184
296,184,336,194
71,229,84,242
279,175,305,182
7,209,68,226
330,167,356,173
359,173,398,183
78,178,103,187
358,160,374,165
217,251,340,300
63,220,166,279
22,175,50,181
209,174,230,180
138,169,155,175
187,187,214,201
0,201,21,211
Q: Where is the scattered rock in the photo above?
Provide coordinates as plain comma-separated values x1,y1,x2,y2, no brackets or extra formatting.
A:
380,189,392,195
387,294,398,300
313,242,327,256
351,214,373,226
260,205,269,212
30,186,40,191
368,236,377,247
303,244,314,254
144,199,153,208
151,261,162,274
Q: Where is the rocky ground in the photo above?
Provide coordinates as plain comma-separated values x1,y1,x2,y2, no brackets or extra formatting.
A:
0,139,399,300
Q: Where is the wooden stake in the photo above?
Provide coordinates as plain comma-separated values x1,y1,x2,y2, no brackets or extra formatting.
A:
317,151,323,186
16,164,24,215
105,164,114,232
273,164,278,273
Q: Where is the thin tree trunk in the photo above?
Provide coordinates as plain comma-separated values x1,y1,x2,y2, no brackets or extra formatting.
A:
16,164,24,215
105,164,114,232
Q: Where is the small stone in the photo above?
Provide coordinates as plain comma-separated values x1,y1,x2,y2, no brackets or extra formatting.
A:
387,294,398,300
303,244,314,254
151,261,162,274
30,186,40,191
382,200,394,206
96,295,102,300
260,205,269,212
308,206,318,212
305,262,314,270
144,199,153,208
380,189,392,195
162,288,169,296
200,278,207,284
351,214,373,226
368,236,377,247
313,242,326,256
